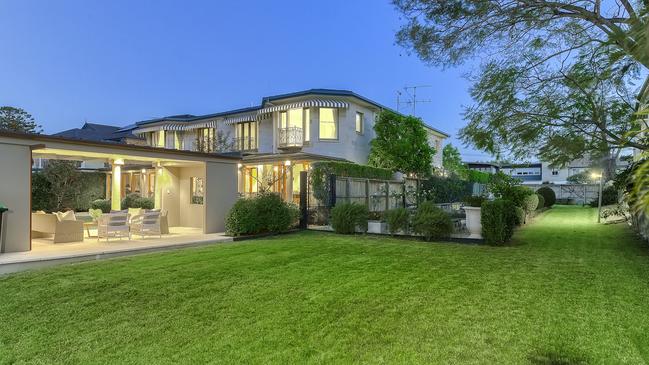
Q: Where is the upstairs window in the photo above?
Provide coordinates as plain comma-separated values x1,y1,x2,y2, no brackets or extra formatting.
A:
196,128,215,152
235,122,257,151
319,108,338,140
279,108,310,143
355,112,364,134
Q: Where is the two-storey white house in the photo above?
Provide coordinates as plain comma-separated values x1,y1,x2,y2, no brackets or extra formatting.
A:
62,89,448,202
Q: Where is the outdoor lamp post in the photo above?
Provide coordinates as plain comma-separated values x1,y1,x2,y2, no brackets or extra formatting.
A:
592,172,604,223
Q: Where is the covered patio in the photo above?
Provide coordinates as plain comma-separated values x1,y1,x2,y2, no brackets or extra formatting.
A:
0,131,239,265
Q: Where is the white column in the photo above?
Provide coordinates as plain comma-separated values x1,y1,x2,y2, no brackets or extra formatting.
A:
110,159,124,211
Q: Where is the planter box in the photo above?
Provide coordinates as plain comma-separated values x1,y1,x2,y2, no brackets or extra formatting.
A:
463,206,483,239
367,220,388,234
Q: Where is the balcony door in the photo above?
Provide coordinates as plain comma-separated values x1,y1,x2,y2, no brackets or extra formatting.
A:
235,122,257,151
279,108,309,148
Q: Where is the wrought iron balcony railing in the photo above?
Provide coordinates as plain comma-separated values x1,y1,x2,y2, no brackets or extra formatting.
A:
234,137,257,152
278,127,303,148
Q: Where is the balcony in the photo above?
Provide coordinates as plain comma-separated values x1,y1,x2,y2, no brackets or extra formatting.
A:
278,127,303,149
234,137,257,152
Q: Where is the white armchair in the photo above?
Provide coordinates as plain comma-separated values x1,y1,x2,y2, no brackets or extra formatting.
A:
97,213,130,241
130,211,161,239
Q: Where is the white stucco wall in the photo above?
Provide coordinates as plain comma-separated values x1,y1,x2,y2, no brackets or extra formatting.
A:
179,166,205,228
0,142,32,253
204,161,238,233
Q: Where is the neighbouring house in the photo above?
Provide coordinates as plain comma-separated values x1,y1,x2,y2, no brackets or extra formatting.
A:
465,162,500,174
59,89,449,203
465,158,629,185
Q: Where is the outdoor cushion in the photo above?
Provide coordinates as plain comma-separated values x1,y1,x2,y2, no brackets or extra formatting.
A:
128,208,142,218
88,208,103,221
55,211,76,222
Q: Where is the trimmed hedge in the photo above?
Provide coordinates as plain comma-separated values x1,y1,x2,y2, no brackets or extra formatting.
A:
91,199,111,213
225,193,299,236
311,161,393,205
385,207,409,234
330,202,369,234
121,193,155,210
536,186,556,207
536,193,545,210
522,193,539,214
412,201,453,241
481,199,516,245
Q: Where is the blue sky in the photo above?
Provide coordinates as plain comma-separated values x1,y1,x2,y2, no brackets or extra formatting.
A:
0,0,492,160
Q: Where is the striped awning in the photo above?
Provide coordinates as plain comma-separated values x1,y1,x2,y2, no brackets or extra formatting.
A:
133,123,187,134
185,119,218,130
257,99,349,115
223,114,257,125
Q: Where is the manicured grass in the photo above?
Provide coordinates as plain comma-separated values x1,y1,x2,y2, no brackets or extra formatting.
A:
1,206,649,364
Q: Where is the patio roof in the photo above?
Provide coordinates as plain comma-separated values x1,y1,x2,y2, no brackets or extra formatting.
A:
0,130,241,164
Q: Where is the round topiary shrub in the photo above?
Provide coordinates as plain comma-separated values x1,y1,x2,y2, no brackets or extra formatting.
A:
522,193,539,214
91,199,111,213
225,193,298,236
514,206,525,225
536,193,545,210
331,202,369,234
536,186,556,207
412,201,453,241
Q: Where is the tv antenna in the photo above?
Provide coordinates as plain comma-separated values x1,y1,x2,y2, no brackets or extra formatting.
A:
397,85,433,116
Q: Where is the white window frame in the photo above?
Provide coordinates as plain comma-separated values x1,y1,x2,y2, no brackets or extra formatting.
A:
318,107,338,141
355,112,364,135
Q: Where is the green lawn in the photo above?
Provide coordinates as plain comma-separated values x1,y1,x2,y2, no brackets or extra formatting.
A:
1,206,648,364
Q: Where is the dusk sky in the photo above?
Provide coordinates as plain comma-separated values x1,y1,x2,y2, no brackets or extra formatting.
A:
0,0,492,160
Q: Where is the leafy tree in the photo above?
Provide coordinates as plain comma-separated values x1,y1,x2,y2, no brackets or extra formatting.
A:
442,143,466,176
567,170,596,184
194,130,235,153
393,0,648,175
0,106,42,133
394,0,648,70
368,110,434,176
43,160,82,211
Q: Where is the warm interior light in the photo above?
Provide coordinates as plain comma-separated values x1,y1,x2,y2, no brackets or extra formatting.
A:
284,160,291,166
113,158,125,165
237,163,243,169
141,169,146,173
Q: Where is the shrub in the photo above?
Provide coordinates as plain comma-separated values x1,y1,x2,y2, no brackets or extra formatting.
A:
225,199,259,236
536,193,545,210
133,197,155,209
91,199,111,213
536,186,556,207
256,193,299,233
481,199,516,245
464,195,487,207
330,202,369,234
589,186,619,207
522,193,539,214
385,207,410,234
514,206,525,225
32,172,53,212
412,201,453,241
225,193,298,236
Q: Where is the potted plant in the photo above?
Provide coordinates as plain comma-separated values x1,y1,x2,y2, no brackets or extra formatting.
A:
463,196,486,239
367,211,387,234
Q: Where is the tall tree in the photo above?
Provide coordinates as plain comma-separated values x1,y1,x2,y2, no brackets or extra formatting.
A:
0,106,42,133
368,110,435,176
442,143,466,176
393,0,648,174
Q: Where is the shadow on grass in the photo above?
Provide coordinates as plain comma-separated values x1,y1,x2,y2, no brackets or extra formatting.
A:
528,350,590,365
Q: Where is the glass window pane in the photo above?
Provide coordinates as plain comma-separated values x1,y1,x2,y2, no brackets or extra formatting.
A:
319,108,337,139
280,111,287,129
288,108,303,128
304,108,310,142
356,112,363,133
